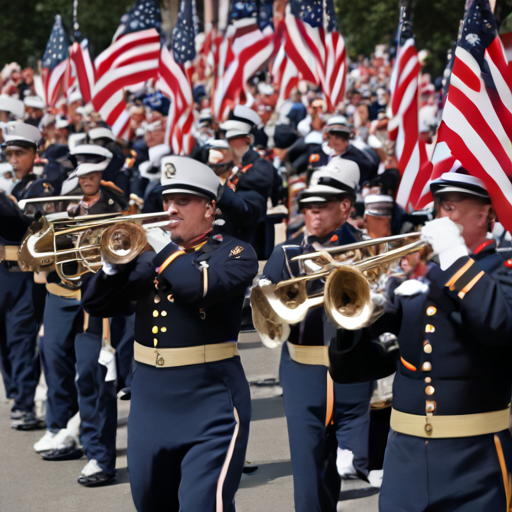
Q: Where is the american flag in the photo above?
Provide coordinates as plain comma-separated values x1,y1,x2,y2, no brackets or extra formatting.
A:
92,0,162,139
283,0,346,111
69,39,96,104
213,0,275,121
42,15,69,108
389,5,430,212
272,43,299,109
158,0,196,155
415,0,512,231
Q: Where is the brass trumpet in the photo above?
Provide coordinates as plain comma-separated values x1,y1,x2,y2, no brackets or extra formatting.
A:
18,211,171,282
251,233,426,345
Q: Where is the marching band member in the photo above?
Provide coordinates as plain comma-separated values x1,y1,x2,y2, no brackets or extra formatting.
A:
260,159,374,512
218,105,276,254
82,157,258,511
0,123,46,430
332,171,512,511
34,148,126,488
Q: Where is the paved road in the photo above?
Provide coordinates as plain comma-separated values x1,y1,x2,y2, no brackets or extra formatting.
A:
0,333,379,512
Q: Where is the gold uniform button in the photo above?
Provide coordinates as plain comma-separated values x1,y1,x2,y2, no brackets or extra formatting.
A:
154,296,161,304
152,326,158,334
426,401,436,413
424,377,432,383
153,310,159,317
424,343,432,354
422,362,432,372
167,294,174,302
426,306,436,316
161,327,167,333
425,385,435,395
425,324,435,333
161,311,167,317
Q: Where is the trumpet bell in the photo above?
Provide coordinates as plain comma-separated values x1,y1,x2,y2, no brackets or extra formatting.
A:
250,283,291,348
100,222,148,264
324,265,373,330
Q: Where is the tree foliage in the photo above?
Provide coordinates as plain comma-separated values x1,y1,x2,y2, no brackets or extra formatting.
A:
0,0,137,67
335,0,468,77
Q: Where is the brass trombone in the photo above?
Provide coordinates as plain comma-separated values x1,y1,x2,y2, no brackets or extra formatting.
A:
18,211,171,282
251,233,426,345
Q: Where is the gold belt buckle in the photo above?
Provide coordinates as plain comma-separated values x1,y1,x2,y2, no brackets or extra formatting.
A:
155,349,165,367
425,412,433,436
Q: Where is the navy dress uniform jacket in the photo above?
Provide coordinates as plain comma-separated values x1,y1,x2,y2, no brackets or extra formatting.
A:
331,243,512,511
82,232,258,512
217,148,274,247
262,223,374,512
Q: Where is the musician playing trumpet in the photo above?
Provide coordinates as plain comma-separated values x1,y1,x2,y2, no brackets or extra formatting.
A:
332,171,512,511
260,159,374,512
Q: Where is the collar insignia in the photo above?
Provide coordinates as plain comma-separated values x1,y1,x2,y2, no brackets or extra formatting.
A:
229,246,244,258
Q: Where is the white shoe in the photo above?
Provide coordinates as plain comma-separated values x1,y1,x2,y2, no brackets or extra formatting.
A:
34,430,57,453
368,469,383,488
336,448,357,478
81,459,103,477
52,428,78,450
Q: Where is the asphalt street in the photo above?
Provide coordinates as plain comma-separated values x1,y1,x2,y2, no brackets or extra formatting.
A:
0,332,379,512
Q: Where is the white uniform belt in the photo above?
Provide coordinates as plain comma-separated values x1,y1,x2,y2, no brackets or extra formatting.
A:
134,341,239,368
391,407,511,439
287,342,329,366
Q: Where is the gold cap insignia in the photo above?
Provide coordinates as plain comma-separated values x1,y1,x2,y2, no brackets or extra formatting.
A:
164,162,177,179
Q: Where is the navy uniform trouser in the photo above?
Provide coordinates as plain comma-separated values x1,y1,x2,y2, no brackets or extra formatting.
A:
41,293,82,430
128,355,251,512
0,265,39,411
380,430,510,511
75,316,117,475
280,342,373,512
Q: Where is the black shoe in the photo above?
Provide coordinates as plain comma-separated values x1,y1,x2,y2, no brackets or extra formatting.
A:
10,409,24,420
242,461,259,474
42,447,84,461
11,412,45,431
77,471,117,487
117,387,131,401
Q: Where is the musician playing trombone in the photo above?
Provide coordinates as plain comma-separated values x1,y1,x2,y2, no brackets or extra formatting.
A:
332,171,512,511
82,157,258,512
260,158,374,512
34,146,127,487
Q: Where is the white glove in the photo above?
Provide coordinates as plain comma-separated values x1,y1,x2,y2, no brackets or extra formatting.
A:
101,259,118,276
394,279,429,297
421,217,468,270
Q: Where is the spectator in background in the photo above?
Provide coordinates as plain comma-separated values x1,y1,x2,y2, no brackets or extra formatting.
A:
286,90,307,130
369,87,390,121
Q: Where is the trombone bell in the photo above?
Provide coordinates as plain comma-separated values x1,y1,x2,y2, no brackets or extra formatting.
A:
250,283,291,348
324,266,373,330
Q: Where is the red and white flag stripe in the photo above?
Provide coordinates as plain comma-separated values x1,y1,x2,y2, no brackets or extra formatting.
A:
92,28,160,139
42,60,68,108
69,40,96,104
213,18,274,120
272,44,299,109
389,38,430,211
416,38,512,230
158,45,195,155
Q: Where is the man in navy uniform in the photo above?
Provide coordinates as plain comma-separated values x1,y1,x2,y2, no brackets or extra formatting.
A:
259,159,374,512
0,123,47,430
332,171,512,511
309,116,378,186
218,105,276,256
82,156,258,511
34,147,126,488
